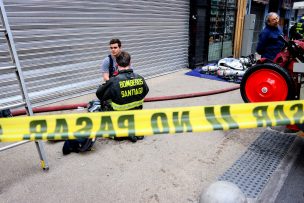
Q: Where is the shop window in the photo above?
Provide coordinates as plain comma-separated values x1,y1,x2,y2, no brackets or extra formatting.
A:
208,0,236,61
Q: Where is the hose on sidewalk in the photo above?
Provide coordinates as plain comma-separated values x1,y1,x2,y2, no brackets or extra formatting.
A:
12,85,240,116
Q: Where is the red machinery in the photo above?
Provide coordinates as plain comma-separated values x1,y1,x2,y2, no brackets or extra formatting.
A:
240,37,304,103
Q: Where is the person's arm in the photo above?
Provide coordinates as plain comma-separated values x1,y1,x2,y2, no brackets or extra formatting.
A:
142,77,149,97
102,72,110,81
256,31,268,55
101,57,110,81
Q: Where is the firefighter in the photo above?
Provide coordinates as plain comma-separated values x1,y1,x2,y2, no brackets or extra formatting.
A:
96,51,149,142
289,16,304,40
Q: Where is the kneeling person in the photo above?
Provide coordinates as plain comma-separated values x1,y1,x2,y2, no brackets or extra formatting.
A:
96,51,149,142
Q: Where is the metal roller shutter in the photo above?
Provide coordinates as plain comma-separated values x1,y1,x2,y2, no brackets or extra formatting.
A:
0,0,189,107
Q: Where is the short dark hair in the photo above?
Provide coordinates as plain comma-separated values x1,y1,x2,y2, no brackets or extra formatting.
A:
116,51,131,67
109,38,121,48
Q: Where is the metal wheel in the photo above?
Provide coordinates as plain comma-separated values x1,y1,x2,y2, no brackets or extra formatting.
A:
240,63,295,103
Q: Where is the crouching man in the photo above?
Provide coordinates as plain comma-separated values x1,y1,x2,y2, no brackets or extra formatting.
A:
96,51,149,142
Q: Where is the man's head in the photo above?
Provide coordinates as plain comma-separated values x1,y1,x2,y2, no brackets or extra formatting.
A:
116,51,131,69
109,38,121,57
265,12,279,27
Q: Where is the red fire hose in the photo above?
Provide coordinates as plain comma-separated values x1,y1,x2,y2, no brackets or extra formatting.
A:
12,85,240,116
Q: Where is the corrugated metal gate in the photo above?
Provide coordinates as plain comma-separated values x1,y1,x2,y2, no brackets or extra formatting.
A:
0,0,189,107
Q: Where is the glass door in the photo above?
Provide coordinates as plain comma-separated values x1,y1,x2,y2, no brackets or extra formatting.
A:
208,0,236,61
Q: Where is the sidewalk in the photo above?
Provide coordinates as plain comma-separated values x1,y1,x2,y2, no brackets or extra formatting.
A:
0,69,262,203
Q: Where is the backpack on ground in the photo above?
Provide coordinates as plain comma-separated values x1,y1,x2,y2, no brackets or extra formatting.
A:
0,109,12,118
87,99,102,112
62,101,99,155
62,137,96,155
88,99,113,112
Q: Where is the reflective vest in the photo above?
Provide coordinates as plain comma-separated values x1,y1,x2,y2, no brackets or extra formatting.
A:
296,22,304,37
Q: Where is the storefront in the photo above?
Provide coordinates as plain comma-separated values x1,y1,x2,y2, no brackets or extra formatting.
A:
208,0,237,61
189,0,237,66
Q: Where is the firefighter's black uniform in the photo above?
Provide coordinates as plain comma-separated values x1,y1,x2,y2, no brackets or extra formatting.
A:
96,69,149,111
289,23,304,40
96,68,149,142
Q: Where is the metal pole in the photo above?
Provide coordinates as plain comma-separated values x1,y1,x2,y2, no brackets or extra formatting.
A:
0,141,30,152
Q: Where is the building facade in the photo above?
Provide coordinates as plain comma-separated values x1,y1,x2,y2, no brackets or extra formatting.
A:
189,0,237,67
0,0,190,107
0,0,295,107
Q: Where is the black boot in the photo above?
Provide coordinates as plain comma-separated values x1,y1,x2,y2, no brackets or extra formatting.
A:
129,135,138,143
136,136,144,140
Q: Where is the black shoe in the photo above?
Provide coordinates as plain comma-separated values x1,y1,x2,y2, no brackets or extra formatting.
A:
129,136,138,143
62,140,80,155
62,140,73,155
136,136,144,140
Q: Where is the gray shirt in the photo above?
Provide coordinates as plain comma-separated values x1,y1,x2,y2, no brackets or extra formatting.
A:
101,54,134,74
101,55,117,74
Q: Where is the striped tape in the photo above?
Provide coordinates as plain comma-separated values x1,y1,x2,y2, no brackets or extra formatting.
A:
0,100,303,142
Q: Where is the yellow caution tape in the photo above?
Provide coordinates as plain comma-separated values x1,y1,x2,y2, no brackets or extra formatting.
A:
0,100,304,142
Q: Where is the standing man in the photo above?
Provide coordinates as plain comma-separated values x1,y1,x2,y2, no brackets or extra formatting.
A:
256,12,285,60
101,38,122,81
289,16,304,40
96,51,149,142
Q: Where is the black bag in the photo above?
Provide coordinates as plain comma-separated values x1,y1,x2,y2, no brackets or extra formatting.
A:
62,101,99,155
62,137,96,155
88,99,113,112
0,109,12,118
87,99,102,112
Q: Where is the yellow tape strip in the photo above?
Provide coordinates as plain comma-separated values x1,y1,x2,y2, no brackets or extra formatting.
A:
0,100,303,142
